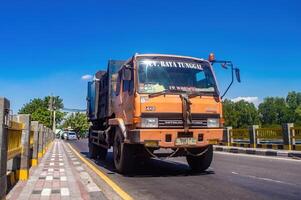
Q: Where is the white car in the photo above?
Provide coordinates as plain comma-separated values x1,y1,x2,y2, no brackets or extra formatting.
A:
62,132,68,139
67,132,77,140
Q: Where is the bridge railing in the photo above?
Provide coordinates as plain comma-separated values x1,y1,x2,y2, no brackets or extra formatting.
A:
224,124,301,150
0,97,55,200
228,128,250,145
291,127,301,145
7,121,23,160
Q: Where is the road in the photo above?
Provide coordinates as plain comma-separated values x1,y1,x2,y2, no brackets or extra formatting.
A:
69,139,301,200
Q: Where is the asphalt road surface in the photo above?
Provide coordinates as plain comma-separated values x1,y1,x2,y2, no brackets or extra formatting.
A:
69,139,301,200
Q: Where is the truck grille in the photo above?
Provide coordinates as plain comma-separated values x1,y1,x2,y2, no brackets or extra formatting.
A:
158,119,208,128
141,113,220,129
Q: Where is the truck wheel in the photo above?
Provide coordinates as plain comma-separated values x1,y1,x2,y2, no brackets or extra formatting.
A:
186,145,213,172
88,142,98,159
113,128,134,174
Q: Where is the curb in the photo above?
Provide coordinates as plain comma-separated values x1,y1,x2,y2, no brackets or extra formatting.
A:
213,145,301,159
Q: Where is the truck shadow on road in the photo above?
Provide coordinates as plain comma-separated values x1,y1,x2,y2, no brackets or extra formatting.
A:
80,151,215,178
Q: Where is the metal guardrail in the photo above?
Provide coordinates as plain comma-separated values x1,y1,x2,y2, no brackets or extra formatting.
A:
291,127,301,140
231,129,249,140
225,125,301,150
256,128,283,140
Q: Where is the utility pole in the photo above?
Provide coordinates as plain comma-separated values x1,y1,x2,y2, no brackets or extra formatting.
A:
48,95,57,133
53,110,56,133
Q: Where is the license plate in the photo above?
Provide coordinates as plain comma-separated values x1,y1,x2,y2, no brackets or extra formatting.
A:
175,138,197,146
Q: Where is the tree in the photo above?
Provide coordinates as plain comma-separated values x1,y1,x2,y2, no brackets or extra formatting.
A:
222,99,239,128
19,96,65,128
61,113,89,136
295,105,301,126
286,91,301,125
286,91,301,110
223,99,259,128
258,97,290,127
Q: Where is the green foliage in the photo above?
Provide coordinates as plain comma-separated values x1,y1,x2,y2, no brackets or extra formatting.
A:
223,91,301,128
223,99,259,128
258,97,289,126
286,91,301,126
19,96,65,128
61,113,89,136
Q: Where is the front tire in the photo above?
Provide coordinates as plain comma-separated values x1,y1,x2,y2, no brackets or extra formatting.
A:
98,146,108,160
88,142,98,159
113,128,134,174
186,145,213,172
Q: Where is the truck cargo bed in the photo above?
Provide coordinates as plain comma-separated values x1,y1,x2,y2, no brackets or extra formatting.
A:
87,60,125,121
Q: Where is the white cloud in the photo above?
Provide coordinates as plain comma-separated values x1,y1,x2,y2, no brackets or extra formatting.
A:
231,96,261,106
81,74,93,80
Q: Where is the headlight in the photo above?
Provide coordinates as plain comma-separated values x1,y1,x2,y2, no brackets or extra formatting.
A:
141,118,158,128
207,118,220,128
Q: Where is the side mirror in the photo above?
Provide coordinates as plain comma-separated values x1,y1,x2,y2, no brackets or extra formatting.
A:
235,68,241,83
122,68,132,81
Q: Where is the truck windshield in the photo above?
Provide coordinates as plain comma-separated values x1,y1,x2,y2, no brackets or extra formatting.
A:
138,58,217,94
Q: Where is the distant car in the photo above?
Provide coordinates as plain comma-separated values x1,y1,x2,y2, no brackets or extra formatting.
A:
67,132,77,140
62,132,68,140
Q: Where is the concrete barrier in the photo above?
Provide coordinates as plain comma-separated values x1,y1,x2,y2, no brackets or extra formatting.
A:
0,97,55,199
0,97,9,200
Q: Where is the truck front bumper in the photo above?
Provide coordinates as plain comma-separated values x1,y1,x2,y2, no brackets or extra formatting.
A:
126,128,223,148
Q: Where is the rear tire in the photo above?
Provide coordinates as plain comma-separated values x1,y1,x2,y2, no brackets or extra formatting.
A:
186,145,213,172
113,128,134,174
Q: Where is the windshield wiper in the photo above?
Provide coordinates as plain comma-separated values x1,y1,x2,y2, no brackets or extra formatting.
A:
188,93,200,98
148,89,181,98
188,91,216,98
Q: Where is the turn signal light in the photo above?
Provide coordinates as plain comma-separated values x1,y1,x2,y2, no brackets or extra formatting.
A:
133,117,141,124
208,53,215,62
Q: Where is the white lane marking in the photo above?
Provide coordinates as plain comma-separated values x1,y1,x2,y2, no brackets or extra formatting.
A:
215,151,301,162
231,171,297,186
73,161,80,165
46,176,53,181
61,188,70,196
76,166,84,171
41,188,51,196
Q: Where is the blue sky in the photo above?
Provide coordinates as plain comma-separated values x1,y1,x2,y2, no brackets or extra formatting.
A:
0,0,300,112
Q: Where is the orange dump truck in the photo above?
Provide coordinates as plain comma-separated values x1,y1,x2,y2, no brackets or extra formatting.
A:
87,53,240,174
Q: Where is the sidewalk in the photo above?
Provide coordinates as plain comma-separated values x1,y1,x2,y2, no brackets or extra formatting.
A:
7,140,106,200
214,145,301,159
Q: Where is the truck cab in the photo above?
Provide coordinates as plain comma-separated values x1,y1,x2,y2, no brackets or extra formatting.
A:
87,53,239,174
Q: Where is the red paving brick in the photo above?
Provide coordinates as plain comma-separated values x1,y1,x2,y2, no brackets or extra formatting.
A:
6,140,104,200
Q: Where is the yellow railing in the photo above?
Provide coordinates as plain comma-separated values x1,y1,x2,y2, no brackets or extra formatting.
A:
7,121,24,160
30,128,34,148
230,129,249,140
256,128,283,140
291,127,301,140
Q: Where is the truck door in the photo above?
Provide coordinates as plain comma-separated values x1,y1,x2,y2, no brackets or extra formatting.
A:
115,64,134,124
121,63,134,124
